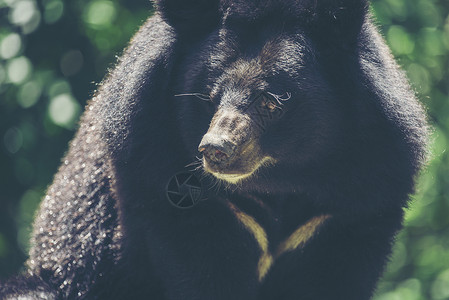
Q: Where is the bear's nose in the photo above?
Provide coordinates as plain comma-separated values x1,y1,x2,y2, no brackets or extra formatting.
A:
198,135,236,164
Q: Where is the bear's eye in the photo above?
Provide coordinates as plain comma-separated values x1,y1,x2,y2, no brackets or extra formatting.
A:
259,94,280,112
264,99,278,112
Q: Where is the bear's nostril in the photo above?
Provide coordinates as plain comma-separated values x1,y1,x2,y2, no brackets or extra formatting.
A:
201,146,231,163
198,136,236,164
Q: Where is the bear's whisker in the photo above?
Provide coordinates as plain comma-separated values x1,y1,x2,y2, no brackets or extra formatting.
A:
185,160,202,168
174,93,212,102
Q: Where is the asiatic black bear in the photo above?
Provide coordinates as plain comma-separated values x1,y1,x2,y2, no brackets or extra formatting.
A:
1,0,428,299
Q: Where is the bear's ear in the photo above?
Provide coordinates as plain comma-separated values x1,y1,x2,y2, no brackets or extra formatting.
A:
304,0,369,48
153,0,221,35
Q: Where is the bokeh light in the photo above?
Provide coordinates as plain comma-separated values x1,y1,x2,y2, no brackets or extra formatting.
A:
43,0,64,24
7,56,32,84
387,25,415,55
48,93,81,128
8,0,41,34
17,80,42,108
83,0,117,29
0,33,22,60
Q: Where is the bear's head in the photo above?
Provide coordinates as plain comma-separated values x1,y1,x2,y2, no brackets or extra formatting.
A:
152,0,368,191
176,26,343,188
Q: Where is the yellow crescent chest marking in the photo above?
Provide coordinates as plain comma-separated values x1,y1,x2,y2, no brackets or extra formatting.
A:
275,215,332,257
227,201,273,281
227,201,331,282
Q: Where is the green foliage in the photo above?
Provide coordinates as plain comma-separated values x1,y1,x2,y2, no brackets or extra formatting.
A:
369,0,449,299
0,1,447,298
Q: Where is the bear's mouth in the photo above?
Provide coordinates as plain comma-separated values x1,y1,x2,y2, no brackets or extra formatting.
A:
208,172,252,184
202,155,275,184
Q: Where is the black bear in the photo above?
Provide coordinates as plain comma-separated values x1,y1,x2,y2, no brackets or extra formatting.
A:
1,0,428,299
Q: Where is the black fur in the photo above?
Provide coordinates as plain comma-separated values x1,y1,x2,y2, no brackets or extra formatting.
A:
1,0,428,299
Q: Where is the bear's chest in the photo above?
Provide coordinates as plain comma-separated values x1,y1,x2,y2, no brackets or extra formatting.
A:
225,196,331,282
146,194,330,300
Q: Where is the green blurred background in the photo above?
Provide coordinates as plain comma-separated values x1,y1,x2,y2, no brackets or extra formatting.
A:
0,0,447,299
